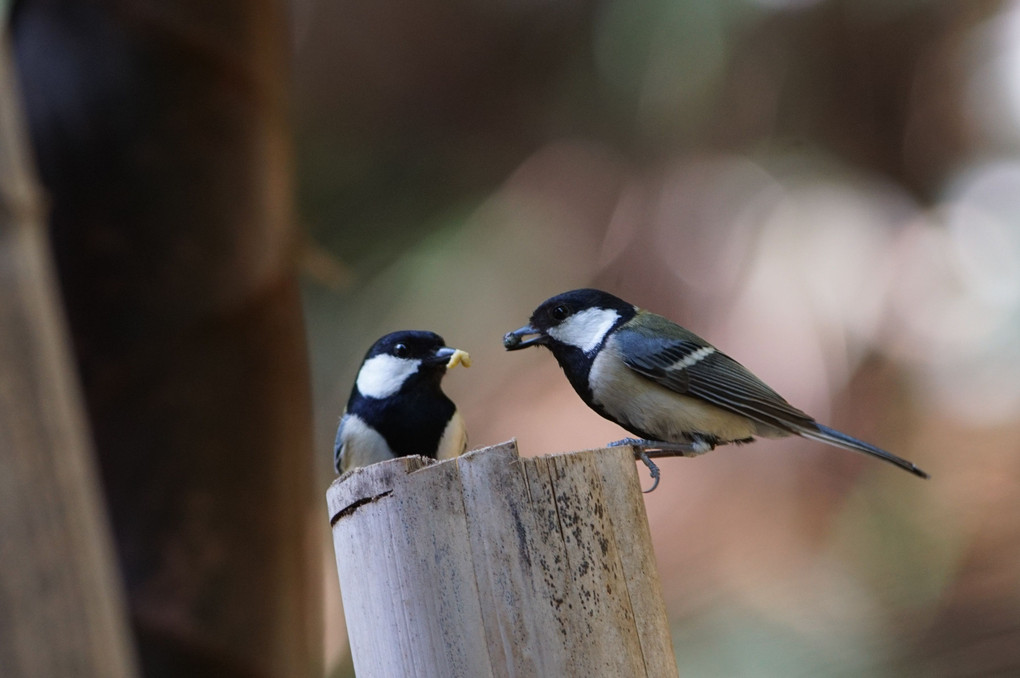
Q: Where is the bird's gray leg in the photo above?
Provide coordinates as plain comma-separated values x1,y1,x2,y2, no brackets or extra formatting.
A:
608,438,714,492
608,437,707,455
637,451,661,493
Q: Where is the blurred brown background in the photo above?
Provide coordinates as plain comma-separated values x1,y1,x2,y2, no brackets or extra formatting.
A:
296,0,1020,676
5,0,1019,676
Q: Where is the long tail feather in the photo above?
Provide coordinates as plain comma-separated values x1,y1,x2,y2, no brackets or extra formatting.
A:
798,424,929,479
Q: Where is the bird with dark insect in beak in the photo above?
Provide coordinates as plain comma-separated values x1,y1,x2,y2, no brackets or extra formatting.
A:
334,330,471,474
504,289,928,492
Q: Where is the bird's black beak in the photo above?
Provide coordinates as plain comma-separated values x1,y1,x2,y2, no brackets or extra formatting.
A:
431,346,471,369
503,325,546,350
432,346,456,365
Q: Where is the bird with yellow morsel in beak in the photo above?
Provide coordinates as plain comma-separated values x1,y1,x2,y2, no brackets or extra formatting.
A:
504,289,928,492
334,331,470,473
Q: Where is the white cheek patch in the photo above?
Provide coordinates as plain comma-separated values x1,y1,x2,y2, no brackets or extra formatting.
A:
356,354,419,399
548,308,620,353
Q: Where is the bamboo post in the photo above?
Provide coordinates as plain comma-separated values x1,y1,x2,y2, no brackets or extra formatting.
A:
0,34,137,678
326,441,678,678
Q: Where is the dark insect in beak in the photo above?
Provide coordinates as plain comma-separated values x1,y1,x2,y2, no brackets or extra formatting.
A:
503,325,546,350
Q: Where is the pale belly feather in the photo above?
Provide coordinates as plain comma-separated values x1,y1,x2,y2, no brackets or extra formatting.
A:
589,346,761,443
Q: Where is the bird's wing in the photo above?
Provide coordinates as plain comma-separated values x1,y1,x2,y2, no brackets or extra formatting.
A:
333,411,349,473
614,321,816,432
436,409,468,460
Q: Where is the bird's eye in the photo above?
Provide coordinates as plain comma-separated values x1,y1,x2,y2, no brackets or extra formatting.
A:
551,304,570,321
394,343,409,358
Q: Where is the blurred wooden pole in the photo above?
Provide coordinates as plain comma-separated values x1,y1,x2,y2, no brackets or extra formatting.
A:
0,34,138,678
11,2,320,676
327,442,678,678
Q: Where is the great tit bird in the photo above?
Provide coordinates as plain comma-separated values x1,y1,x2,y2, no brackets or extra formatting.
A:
504,289,928,491
334,330,471,473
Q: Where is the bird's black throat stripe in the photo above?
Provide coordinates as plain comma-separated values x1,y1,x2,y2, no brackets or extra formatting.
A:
547,342,599,404
350,371,456,459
